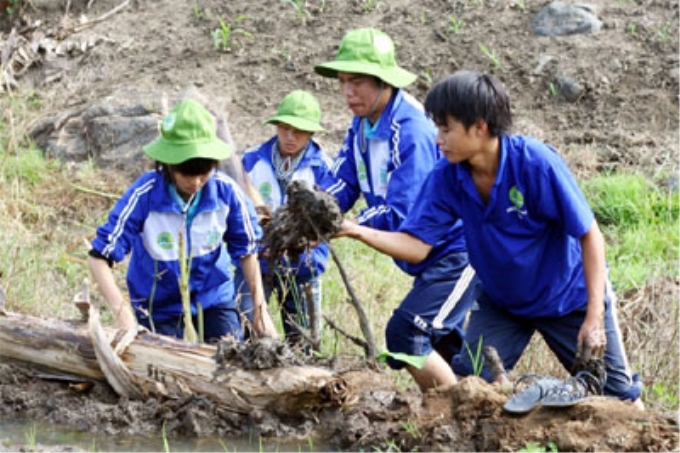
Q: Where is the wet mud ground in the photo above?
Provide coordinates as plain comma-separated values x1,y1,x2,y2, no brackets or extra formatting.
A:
0,359,677,452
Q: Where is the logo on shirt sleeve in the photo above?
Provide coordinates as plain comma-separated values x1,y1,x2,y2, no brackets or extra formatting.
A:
507,186,528,219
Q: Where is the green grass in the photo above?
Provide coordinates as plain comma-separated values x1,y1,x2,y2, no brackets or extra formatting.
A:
581,171,679,293
477,42,502,69
518,441,558,452
212,16,253,52
23,423,37,452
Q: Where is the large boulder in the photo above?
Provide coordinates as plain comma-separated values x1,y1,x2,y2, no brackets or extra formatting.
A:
29,90,161,178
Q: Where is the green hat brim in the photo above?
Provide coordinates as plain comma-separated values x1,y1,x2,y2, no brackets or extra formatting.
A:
143,137,232,164
263,114,325,133
314,60,417,88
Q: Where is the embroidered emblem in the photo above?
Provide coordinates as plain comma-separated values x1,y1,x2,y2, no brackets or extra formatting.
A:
161,112,176,133
259,181,272,199
507,185,528,219
206,230,222,248
358,160,367,181
157,232,174,250
380,167,388,185
509,186,524,210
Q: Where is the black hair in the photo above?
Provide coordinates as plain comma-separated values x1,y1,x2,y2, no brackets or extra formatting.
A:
156,158,218,183
424,70,512,137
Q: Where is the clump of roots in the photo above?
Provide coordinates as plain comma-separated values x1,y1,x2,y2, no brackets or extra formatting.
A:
262,180,343,263
214,336,300,370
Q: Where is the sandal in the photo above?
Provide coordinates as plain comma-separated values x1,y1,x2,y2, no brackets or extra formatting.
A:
503,374,564,414
541,370,605,408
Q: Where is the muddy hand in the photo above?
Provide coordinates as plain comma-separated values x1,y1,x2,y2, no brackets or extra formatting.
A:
252,304,280,340
577,325,606,362
255,205,273,228
483,345,509,385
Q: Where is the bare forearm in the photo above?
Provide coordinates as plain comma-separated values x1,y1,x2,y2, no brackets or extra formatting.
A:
340,221,432,264
240,253,278,338
240,254,265,308
87,256,136,328
580,219,606,321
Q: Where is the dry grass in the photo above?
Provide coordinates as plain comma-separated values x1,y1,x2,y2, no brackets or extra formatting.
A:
515,275,680,412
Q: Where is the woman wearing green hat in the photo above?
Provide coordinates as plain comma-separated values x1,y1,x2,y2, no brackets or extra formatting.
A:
235,90,335,348
317,28,478,391
88,99,278,342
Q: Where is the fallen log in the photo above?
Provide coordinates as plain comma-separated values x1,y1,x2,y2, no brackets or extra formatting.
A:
0,308,349,417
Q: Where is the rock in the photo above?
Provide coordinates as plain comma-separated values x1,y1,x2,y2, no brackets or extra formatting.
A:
532,54,558,75
29,90,163,179
533,2,603,37
556,76,584,102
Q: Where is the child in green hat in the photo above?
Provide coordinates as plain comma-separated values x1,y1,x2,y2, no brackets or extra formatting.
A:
317,28,478,391
234,90,335,348
88,99,278,342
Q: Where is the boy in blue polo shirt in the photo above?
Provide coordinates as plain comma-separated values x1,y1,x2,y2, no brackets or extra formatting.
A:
337,70,643,408
316,28,478,391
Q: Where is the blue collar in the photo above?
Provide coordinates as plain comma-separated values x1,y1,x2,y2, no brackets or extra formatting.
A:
169,183,204,226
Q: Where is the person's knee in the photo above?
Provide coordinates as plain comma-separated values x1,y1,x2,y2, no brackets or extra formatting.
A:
606,372,643,402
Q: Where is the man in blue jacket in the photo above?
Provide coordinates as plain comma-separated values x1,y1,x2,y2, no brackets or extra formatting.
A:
315,28,477,391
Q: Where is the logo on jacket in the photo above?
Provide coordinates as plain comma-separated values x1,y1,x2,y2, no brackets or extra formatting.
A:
206,230,222,248
259,182,272,200
507,185,527,219
358,160,367,181
157,232,174,250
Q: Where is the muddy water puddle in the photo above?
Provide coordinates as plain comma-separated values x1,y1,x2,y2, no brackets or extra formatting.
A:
0,418,325,452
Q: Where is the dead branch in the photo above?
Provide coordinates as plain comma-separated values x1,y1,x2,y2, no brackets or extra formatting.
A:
323,315,369,354
68,0,130,34
283,311,317,351
325,241,376,358
295,206,376,359
69,182,120,200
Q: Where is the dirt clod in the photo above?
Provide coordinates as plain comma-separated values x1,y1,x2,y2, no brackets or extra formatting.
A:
263,180,343,263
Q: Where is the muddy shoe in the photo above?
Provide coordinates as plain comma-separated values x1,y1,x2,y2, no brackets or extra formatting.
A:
541,370,605,408
503,374,563,414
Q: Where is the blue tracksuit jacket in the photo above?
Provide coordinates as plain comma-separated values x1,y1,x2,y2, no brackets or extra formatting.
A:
242,136,335,279
91,169,261,321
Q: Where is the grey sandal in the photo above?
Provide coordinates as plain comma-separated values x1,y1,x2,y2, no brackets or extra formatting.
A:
503,374,564,414
541,370,605,408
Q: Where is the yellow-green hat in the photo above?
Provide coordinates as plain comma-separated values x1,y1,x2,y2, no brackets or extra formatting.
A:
263,90,325,132
143,99,232,164
314,28,417,88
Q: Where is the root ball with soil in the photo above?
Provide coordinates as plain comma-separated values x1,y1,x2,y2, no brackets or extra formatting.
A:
262,180,343,265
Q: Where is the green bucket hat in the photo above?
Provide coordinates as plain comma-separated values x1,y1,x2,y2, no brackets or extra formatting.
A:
143,99,232,164
263,90,325,132
314,28,417,88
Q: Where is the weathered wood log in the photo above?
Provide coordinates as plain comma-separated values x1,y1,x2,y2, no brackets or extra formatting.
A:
0,309,348,417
